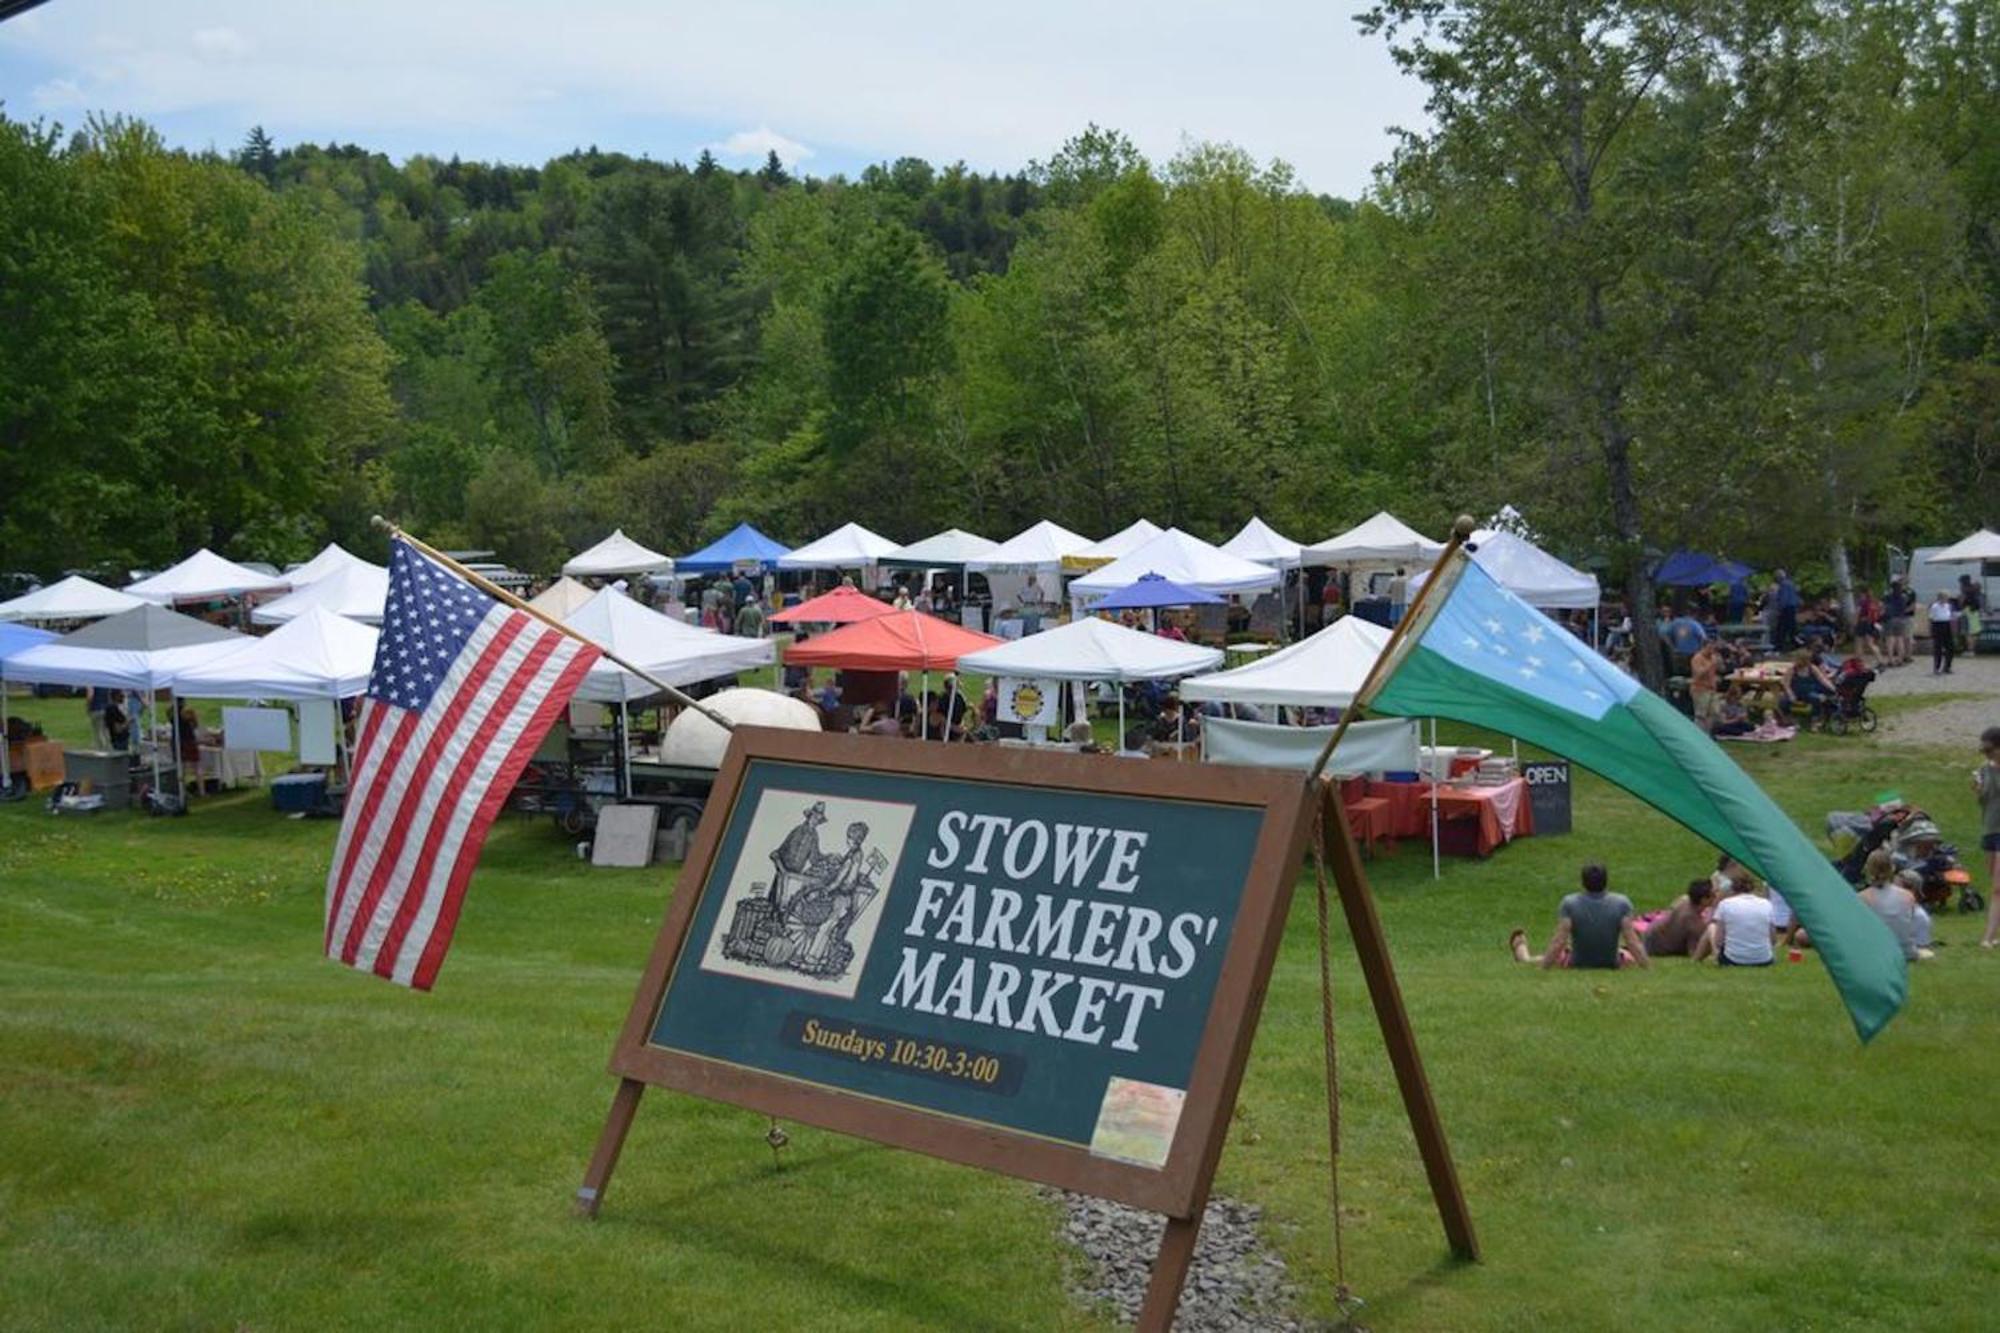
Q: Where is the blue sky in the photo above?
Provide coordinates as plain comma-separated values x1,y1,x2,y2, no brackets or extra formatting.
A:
0,1,1428,196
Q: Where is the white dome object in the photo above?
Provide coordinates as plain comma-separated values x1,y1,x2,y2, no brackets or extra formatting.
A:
661,687,821,769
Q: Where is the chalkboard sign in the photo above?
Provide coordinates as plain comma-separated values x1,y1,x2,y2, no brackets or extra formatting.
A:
1522,760,1572,835
602,728,1312,1215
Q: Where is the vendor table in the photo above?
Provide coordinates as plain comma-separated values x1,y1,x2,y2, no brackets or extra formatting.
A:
11,737,66,791
1364,776,1533,857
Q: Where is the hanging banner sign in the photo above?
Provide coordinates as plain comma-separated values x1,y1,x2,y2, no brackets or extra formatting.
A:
996,676,1059,728
603,729,1312,1214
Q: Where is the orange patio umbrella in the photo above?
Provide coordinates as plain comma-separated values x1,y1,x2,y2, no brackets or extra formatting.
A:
769,585,896,626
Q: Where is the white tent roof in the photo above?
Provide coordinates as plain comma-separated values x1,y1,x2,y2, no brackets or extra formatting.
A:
562,587,775,702
1926,529,2000,565
883,528,1000,567
527,576,598,618
0,603,248,691
1180,615,1392,707
175,605,379,700
251,562,389,626
1068,519,1163,566
564,528,674,577
1070,528,1284,597
957,615,1223,682
1301,512,1444,568
0,574,147,624
126,548,289,603
285,542,385,586
1409,531,1599,610
965,520,1094,574
778,521,900,570
1221,516,1303,567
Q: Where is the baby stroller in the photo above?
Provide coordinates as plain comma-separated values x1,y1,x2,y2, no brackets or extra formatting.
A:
1824,659,1878,735
1892,816,1986,915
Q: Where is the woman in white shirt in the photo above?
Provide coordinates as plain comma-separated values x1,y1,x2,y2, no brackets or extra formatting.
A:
1693,882,1775,967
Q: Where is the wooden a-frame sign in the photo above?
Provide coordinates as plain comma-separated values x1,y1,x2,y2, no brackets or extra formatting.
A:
578,728,1475,1327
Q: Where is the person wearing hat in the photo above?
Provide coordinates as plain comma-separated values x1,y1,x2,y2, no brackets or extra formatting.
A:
769,801,828,907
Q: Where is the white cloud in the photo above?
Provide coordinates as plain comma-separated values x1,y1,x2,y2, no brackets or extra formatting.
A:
191,26,252,61
0,1,1429,195
31,77,86,110
710,126,812,167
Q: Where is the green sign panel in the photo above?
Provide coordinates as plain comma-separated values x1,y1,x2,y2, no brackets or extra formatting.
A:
647,757,1265,1164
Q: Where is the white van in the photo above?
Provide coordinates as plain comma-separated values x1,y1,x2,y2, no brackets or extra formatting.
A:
1907,547,2000,642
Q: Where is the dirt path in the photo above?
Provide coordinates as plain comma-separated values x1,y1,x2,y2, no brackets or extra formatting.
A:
1861,651,2000,750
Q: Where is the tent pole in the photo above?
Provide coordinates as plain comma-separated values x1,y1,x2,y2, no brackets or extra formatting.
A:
921,670,930,740
619,700,632,800
149,687,162,803
1430,717,1441,881
945,676,959,742
1118,689,1126,750
0,677,10,793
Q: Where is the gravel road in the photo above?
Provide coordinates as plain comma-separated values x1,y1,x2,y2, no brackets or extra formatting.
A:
1859,651,2000,751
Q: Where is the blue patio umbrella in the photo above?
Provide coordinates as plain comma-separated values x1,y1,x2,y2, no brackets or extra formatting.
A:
1089,571,1225,611
1656,550,1754,587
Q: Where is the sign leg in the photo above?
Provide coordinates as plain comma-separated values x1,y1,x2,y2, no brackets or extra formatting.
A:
1320,785,1479,1261
575,1077,647,1219
1135,1210,1203,1332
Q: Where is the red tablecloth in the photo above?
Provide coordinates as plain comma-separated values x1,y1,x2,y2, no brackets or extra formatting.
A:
1363,777,1533,856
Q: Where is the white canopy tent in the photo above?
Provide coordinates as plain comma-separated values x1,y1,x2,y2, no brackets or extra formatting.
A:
882,528,1000,568
965,520,1093,574
1301,512,1445,568
2,604,249,802
564,529,674,578
1408,530,1599,610
1067,518,1163,568
561,588,777,794
1925,529,2000,564
563,588,774,703
0,574,147,624
1070,528,1284,599
175,606,378,701
285,542,384,587
778,522,900,571
251,562,389,626
125,549,289,604
1221,516,1303,567
528,576,599,618
1181,614,1391,708
959,614,1222,743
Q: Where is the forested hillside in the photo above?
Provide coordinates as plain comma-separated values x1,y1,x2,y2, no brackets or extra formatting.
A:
2,1,1995,631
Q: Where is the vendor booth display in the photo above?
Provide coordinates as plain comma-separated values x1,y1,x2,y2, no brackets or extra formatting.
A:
284,542,385,587
1180,614,1391,709
563,588,774,701
125,549,289,604
677,523,792,573
527,577,599,618
959,615,1222,744
1,622,58,793
0,574,147,624
175,605,379,701
1088,573,1224,612
779,522,900,571
1070,528,1283,602
1064,518,1163,571
769,586,894,626
1301,512,1445,567
1409,531,1598,610
964,520,1093,575
1655,549,1755,586
880,528,999,569
1923,529,2000,565
251,562,389,626
564,529,674,578
2,604,249,805
1220,516,1304,568
782,609,1001,672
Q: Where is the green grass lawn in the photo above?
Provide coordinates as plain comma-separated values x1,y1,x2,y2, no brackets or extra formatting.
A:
4,694,1999,1330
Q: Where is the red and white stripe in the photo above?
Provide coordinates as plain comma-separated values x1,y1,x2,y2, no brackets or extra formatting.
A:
323,606,596,989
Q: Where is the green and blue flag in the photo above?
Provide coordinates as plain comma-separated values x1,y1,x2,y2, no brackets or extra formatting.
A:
1363,554,1907,1041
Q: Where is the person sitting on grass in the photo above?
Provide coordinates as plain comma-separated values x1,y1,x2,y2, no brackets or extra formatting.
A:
1783,650,1837,725
1859,852,1934,962
1641,878,1716,957
1508,863,1650,970
1691,877,1775,966
1711,685,1755,738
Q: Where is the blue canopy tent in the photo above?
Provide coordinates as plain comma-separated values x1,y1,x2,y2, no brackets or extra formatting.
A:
1656,550,1754,587
1089,571,1225,611
676,522,792,574
1,621,57,794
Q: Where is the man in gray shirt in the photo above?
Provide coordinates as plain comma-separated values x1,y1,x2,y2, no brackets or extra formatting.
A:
1510,863,1650,970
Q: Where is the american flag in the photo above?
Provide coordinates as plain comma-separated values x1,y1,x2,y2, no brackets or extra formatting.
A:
324,539,599,989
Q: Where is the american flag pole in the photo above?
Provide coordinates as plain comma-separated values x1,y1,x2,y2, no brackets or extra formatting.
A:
368,516,736,734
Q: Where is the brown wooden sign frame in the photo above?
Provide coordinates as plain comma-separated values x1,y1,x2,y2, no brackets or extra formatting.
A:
577,728,1474,1327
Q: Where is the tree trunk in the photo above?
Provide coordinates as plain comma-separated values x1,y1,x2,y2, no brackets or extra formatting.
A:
1830,540,1856,629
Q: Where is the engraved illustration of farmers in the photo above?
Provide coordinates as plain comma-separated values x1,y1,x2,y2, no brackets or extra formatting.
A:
767,801,827,909
794,821,875,970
